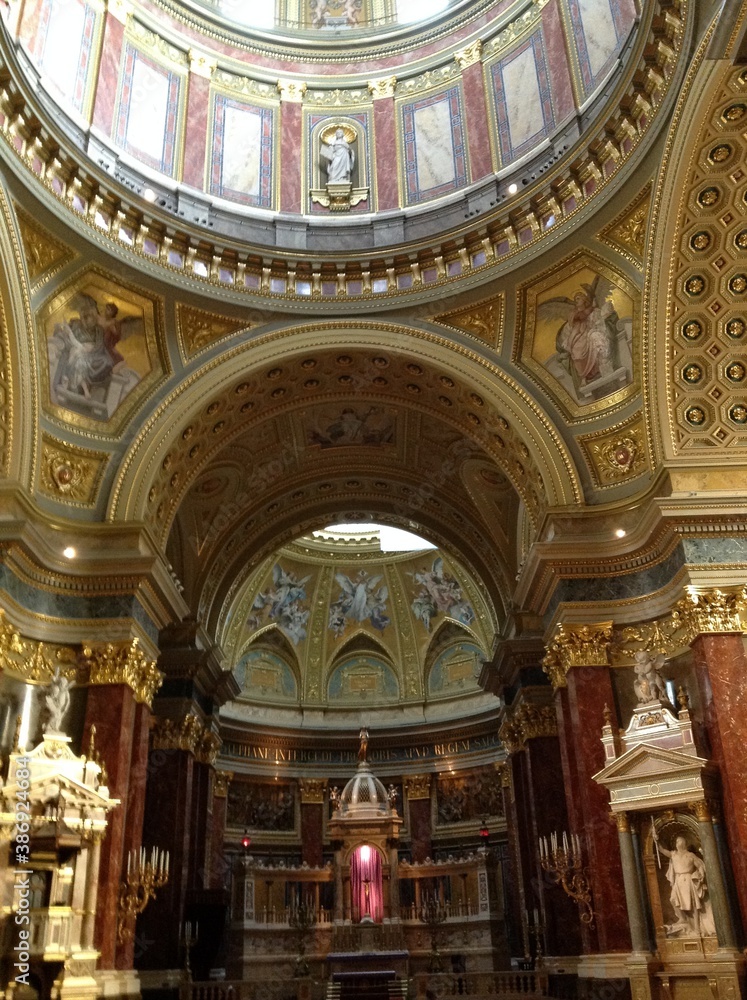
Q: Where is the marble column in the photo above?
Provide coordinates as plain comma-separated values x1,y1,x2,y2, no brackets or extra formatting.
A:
182,58,213,189
278,82,305,213
689,622,747,926
210,771,232,890
544,623,631,955
299,780,326,868
82,682,137,968
405,775,432,862
81,836,103,951
369,77,398,210
388,844,400,919
456,46,493,181
692,800,738,949
116,699,151,969
615,814,649,954
333,846,344,922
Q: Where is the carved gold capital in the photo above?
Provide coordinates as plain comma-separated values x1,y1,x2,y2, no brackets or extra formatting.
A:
542,622,614,688
214,770,233,798
107,0,132,24
673,586,747,640
499,703,557,754
368,76,397,99
0,609,78,684
189,49,217,78
454,40,483,69
299,778,327,804
151,714,221,764
690,800,711,823
84,639,162,706
404,774,431,800
614,812,630,833
277,79,306,103
494,761,510,787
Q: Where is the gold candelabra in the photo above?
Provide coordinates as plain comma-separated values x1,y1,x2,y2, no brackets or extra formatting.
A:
538,832,595,928
117,846,170,943
418,892,448,973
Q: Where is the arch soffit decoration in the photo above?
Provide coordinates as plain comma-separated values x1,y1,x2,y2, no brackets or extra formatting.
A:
110,323,582,528
647,21,747,466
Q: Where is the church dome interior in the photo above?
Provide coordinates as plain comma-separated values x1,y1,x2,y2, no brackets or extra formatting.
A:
1,0,747,997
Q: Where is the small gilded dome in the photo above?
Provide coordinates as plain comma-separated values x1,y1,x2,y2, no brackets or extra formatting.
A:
339,762,391,818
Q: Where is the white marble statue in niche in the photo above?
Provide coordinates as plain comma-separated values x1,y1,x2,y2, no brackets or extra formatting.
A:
321,127,355,184
653,827,716,938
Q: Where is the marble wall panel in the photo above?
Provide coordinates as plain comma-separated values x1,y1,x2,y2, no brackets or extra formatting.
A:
567,0,635,96
183,74,210,190
542,0,575,125
92,11,124,134
462,61,492,180
401,86,467,205
490,31,554,165
34,0,97,114
114,44,182,175
373,99,398,210
209,94,274,208
281,102,302,213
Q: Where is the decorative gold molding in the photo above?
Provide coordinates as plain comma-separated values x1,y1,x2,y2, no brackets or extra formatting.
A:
454,40,483,69
189,48,217,78
542,622,614,689
499,703,557,755
0,609,77,684
673,585,747,638
368,76,397,100
277,79,306,103
432,292,504,350
598,186,651,265
299,778,326,804
84,639,163,706
39,434,108,506
151,714,221,764
578,414,649,489
614,812,630,833
15,207,75,286
214,770,233,798
175,303,253,359
689,799,711,822
404,774,431,800
494,761,510,787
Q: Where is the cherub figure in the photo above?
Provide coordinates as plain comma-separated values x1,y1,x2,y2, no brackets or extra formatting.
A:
633,649,668,705
43,667,73,733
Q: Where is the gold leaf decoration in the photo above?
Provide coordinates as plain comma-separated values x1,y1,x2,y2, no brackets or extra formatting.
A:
598,187,651,265
176,303,253,357
15,207,75,285
578,415,649,489
39,434,107,505
433,293,504,349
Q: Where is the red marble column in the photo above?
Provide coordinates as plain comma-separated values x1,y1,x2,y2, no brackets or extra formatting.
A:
461,61,493,181
138,746,195,970
523,736,582,956
279,99,303,213
92,11,125,136
209,775,231,890
405,778,432,862
565,665,631,954
182,71,211,189
505,750,531,958
372,95,398,210
691,632,747,926
115,700,151,970
300,802,324,867
82,684,137,968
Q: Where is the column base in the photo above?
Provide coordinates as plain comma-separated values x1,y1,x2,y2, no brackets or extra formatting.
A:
577,953,632,1000
95,969,142,999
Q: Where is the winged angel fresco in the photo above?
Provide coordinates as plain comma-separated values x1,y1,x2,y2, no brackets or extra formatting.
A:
411,556,474,632
538,274,631,402
329,570,390,636
48,292,145,421
248,564,311,646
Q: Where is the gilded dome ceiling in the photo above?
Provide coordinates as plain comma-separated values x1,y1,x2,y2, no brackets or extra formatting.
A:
220,528,499,731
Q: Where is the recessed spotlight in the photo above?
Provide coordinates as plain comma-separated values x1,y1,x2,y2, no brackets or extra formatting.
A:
63,546,76,559
143,187,157,203
508,183,518,195
615,529,626,538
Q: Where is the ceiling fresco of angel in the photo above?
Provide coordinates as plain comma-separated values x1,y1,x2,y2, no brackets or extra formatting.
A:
247,563,312,646
410,556,475,632
328,569,390,636
45,286,151,422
